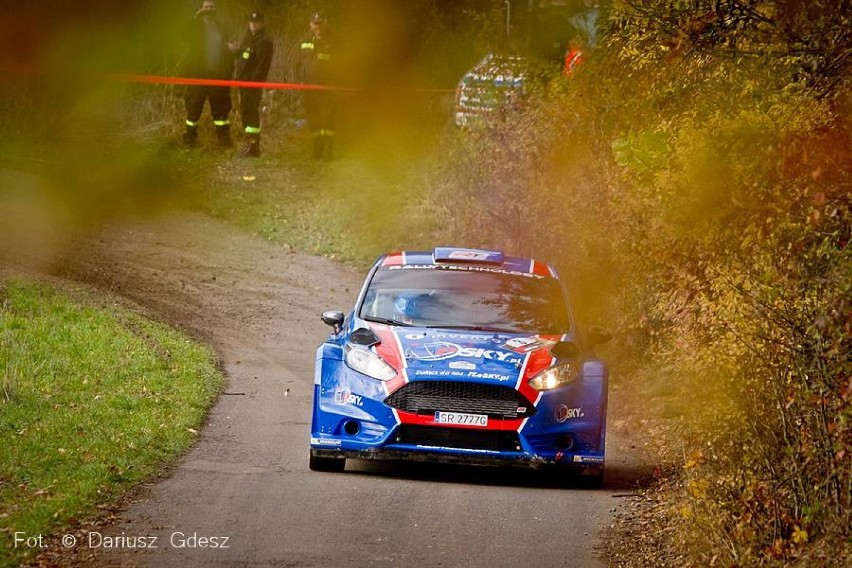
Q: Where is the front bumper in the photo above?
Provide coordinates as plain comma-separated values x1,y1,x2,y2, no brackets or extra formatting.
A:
310,386,606,471
310,445,604,471
311,352,608,471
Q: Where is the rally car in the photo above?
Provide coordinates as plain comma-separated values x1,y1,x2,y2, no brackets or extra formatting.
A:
310,247,609,484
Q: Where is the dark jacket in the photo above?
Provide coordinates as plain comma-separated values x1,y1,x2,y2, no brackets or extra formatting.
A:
234,29,273,82
299,34,334,84
184,13,233,79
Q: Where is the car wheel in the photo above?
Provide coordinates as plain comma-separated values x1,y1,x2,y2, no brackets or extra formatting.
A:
545,465,604,488
309,452,346,472
577,468,604,488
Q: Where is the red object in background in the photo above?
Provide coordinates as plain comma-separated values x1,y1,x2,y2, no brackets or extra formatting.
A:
563,47,584,77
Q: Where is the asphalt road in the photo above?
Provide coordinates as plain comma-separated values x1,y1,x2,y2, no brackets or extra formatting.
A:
47,212,645,568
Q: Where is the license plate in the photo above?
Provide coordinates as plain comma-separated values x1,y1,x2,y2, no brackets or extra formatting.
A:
434,411,488,427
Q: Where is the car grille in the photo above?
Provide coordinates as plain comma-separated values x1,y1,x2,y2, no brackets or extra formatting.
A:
394,425,521,452
384,380,536,420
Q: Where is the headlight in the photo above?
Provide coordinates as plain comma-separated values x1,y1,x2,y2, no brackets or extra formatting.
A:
344,344,397,381
528,362,577,391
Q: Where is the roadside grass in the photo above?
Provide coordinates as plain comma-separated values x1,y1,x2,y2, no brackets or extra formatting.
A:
179,126,447,270
0,278,223,568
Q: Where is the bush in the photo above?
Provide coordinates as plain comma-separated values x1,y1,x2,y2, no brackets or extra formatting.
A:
424,1,850,564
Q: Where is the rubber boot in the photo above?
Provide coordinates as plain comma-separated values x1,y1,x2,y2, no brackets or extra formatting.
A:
182,124,198,147
311,133,323,160
241,134,261,157
321,133,334,161
215,125,233,148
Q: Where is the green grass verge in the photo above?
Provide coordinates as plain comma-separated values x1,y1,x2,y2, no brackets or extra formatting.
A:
0,278,223,568
180,132,445,270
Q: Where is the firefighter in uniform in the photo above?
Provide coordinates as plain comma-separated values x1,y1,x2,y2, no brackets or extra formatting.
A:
299,13,336,160
182,0,234,148
230,11,274,157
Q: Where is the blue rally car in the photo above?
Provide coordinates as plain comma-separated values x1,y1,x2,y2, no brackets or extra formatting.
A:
310,247,610,484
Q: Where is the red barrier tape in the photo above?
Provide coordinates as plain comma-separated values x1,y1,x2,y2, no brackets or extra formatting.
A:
107,73,353,91
2,66,455,93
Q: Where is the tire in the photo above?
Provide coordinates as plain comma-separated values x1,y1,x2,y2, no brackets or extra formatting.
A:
545,465,604,488
578,469,604,489
309,452,346,472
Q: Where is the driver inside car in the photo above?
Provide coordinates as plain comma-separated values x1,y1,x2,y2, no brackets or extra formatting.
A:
393,292,437,326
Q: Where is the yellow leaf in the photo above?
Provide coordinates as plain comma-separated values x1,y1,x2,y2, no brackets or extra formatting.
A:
792,526,808,544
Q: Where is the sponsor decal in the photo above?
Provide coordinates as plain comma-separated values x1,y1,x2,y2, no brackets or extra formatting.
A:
409,332,497,342
404,342,459,361
449,361,476,370
554,405,585,423
403,332,428,340
408,368,514,382
447,250,494,261
388,264,544,279
504,336,558,354
310,437,342,447
410,369,466,378
458,347,522,364
466,370,513,382
505,336,537,350
572,455,604,464
404,342,522,365
334,387,364,407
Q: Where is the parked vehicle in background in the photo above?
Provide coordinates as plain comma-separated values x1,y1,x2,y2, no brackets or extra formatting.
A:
454,54,526,127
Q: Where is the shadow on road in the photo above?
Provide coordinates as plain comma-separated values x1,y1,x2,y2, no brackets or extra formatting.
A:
603,462,657,490
342,458,656,491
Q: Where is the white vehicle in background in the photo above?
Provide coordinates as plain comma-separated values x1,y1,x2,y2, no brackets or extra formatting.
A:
454,54,526,127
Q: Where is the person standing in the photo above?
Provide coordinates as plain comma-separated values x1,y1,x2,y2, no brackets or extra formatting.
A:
182,0,234,148
230,11,274,157
298,12,336,160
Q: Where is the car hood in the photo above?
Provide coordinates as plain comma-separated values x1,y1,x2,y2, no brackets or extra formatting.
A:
374,326,560,386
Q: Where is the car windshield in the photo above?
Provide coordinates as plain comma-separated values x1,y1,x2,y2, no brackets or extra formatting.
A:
358,265,571,334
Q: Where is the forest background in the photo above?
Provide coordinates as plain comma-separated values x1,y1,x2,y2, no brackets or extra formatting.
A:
1,1,849,566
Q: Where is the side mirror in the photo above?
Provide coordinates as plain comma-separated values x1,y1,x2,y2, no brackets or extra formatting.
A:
321,311,345,334
587,328,612,347
349,327,380,347
550,340,580,360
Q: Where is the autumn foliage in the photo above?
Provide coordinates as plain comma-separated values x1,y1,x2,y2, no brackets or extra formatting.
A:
429,1,850,564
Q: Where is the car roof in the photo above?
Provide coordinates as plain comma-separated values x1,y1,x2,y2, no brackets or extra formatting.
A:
461,54,526,86
469,53,526,75
378,247,559,278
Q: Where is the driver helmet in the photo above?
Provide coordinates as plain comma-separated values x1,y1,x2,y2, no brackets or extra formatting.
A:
393,293,430,324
